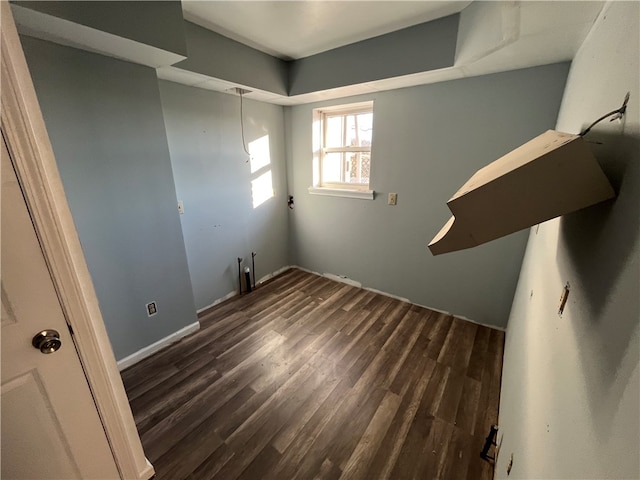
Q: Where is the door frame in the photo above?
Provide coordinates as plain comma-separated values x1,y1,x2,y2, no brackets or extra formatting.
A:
0,3,154,480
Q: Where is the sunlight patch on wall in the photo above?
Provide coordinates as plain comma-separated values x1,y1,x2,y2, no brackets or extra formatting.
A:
251,170,274,208
249,135,271,173
249,134,274,208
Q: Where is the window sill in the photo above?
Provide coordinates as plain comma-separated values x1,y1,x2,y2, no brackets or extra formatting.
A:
308,186,375,200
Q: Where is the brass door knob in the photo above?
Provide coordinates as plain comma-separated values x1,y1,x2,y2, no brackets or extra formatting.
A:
32,329,62,354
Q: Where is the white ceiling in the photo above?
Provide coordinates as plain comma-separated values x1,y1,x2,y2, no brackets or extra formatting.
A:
182,1,471,60
160,1,604,105
13,1,605,105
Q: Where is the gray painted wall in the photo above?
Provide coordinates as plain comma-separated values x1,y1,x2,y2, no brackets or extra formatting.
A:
288,14,459,96
285,63,569,328
158,81,290,310
14,1,187,56
497,3,639,478
21,36,197,361
174,22,288,96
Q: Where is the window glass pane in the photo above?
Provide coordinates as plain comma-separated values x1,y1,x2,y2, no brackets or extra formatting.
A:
348,153,370,184
326,112,373,148
347,152,358,183
322,152,344,183
322,152,370,185
346,115,356,146
346,153,370,184
356,113,373,147
360,153,370,183
325,115,344,148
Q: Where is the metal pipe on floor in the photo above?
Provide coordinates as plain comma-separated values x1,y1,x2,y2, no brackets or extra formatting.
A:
244,266,252,293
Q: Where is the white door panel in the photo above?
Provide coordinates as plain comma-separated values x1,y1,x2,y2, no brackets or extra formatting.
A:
1,134,120,480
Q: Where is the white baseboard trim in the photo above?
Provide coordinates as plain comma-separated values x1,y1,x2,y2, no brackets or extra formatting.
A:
196,265,298,318
196,290,238,314
116,321,200,371
290,265,316,275
411,302,505,331
256,265,295,286
193,266,505,338
364,286,410,303
290,266,506,332
324,273,362,288
459,315,506,332
412,303,452,316
291,266,363,288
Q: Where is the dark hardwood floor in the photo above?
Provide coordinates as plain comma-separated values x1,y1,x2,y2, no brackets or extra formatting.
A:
121,268,504,480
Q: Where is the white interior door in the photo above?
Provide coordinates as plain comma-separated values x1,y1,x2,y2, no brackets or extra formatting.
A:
1,133,121,480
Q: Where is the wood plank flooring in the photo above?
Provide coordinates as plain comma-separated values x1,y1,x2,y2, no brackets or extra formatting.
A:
121,268,504,480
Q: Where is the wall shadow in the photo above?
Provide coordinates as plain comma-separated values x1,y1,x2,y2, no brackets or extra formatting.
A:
559,132,638,317
558,130,639,437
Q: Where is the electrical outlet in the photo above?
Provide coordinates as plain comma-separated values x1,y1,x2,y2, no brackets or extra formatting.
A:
177,200,184,214
388,193,398,205
146,302,157,317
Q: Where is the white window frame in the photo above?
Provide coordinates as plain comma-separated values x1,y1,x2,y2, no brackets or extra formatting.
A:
310,101,375,200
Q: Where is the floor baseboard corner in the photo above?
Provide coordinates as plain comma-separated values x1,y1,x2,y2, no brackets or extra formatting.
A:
117,322,200,371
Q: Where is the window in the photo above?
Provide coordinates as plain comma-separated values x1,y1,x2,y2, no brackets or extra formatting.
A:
310,101,374,199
